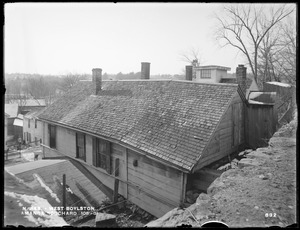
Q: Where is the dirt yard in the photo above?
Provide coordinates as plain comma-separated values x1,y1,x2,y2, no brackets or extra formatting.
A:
146,118,297,228
207,125,297,227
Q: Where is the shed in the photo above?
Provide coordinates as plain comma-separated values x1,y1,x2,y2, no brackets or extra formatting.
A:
245,92,278,149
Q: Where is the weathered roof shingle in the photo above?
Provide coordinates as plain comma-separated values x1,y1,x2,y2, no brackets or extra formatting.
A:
39,80,238,171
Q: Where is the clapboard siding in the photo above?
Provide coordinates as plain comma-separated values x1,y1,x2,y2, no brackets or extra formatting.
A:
128,185,176,218
127,170,180,203
127,166,181,192
55,126,76,158
112,143,126,157
194,92,245,170
42,124,183,218
84,163,127,198
127,149,182,217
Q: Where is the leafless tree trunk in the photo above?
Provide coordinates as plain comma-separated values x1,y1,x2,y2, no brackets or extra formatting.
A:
258,15,296,85
215,4,295,83
59,73,89,92
179,47,203,78
179,47,203,67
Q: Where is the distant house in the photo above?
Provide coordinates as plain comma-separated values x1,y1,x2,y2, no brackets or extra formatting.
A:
13,114,24,140
23,108,45,146
39,63,277,218
193,65,231,83
4,104,22,143
9,99,46,115
189,65,258,98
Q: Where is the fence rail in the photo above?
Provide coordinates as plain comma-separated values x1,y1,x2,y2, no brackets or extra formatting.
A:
5,140,42,161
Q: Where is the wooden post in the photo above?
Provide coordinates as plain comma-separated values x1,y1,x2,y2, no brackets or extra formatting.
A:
113,179,119,203
62,174,66,218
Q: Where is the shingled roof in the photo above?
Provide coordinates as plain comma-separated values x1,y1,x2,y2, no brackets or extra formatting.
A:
39,80,239,172
24,107,47,119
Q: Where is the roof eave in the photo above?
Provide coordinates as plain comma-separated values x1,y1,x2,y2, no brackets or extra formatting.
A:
39,117,191,173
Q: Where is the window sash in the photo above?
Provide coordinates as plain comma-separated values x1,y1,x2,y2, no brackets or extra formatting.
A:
94,139,111,174
76,133,86,161
49,125,56,148
200,69,211,79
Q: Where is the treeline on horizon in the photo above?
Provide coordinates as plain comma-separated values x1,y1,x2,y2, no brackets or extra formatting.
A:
4,71,239,104
5,71,238,80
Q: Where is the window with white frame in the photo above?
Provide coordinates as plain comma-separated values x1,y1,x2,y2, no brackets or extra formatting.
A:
200,69,211,79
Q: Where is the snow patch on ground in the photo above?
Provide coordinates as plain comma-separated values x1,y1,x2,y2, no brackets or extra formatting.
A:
266,81,291,87
248,100,265,104
21,152,35,162
5,191,68,227
33,174,61,203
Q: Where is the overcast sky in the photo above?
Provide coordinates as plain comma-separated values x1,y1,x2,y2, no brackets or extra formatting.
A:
3,3,292,75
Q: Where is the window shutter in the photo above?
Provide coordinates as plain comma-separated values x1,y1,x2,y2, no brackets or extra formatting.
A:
105,142,112,174
92,137,97,167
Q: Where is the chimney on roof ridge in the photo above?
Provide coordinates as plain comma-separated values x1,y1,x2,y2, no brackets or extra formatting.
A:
236,64,247,95
141,62,150,79
185,65,193,81
92,68,102,94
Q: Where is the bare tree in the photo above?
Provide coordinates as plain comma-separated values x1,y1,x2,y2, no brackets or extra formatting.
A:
59,73,88,92
274,17,296,85
215,4,295,82
257,15,296,85
179,47,204,78
257,28,281,83
179,47,203,67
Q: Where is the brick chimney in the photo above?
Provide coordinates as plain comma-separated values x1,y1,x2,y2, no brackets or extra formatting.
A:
236,64,247,95
185,65,193,81
92,68,102,94
141,62,150,79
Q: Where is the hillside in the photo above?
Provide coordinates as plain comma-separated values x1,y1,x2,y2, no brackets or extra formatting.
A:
146,115,297,228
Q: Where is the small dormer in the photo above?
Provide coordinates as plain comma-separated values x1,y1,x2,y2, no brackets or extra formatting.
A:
193,65,231,83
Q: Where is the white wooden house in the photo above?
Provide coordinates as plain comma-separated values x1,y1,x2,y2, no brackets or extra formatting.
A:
23,108,45,145
38,65,249,218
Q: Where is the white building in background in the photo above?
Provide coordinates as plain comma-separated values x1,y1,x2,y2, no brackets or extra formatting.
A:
23,108,45,146
193,65,231,83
